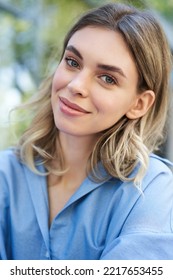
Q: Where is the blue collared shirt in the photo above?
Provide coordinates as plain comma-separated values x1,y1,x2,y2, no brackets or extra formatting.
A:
0,149,173,260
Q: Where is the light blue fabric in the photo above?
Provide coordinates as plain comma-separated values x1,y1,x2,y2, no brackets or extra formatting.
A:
0,148,173,260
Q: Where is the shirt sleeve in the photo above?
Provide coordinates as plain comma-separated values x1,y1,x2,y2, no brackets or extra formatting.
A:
100,231,173,260
100,167,173,260
0,171,10,260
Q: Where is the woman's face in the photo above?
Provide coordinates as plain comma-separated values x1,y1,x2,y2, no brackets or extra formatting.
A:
51,26,139,140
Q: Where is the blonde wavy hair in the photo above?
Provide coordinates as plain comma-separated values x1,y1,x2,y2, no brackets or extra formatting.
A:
17,3,172,186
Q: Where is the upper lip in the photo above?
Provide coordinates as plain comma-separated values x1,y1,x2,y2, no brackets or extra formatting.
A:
59,97,90,113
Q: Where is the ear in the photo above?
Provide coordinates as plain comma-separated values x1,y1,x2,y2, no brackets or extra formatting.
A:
126,90,155,119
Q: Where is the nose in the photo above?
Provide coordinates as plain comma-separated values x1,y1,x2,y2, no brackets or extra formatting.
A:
67,71,90,97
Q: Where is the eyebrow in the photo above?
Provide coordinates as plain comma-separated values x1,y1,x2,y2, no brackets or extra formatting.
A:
66,45,127,79
97,64,127,79
66,45,83,60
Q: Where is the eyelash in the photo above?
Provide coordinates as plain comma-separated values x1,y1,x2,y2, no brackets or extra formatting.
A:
65,57,79,68
99,74,117,85
64,56,117,86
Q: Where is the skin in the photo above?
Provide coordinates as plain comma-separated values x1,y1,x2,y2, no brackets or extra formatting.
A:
52,27,142,138
48,27,155,223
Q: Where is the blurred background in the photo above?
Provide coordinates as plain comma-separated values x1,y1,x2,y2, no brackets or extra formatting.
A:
0,0,173,161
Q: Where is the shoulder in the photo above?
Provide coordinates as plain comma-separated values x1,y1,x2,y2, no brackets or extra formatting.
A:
0,148,18,160
149,153,173,171
140,153,173,184
0,148,20,169
0,148,46,180
0,148,25,179
117,155,173,236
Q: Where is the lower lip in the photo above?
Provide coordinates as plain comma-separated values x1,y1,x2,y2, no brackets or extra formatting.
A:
59,99,88,117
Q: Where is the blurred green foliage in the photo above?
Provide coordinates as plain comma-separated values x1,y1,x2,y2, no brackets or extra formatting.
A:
148,0,173,21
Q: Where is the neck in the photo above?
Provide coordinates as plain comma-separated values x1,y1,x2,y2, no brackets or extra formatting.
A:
48,132,99,187
58,132,98,171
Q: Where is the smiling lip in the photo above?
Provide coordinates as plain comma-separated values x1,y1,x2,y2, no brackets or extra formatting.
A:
59,97,90,114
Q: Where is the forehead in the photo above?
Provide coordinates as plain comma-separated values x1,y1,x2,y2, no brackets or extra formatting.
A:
67,26,129,53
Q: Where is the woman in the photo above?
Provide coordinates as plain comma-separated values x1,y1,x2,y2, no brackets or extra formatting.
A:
0,2,173,260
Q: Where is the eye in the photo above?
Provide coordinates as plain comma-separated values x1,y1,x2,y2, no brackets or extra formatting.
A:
65,57,79,68
100,74,117,85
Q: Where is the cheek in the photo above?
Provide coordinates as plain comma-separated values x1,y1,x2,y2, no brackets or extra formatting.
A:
52,67,68,93
93,93,133,119
93,95,117,114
